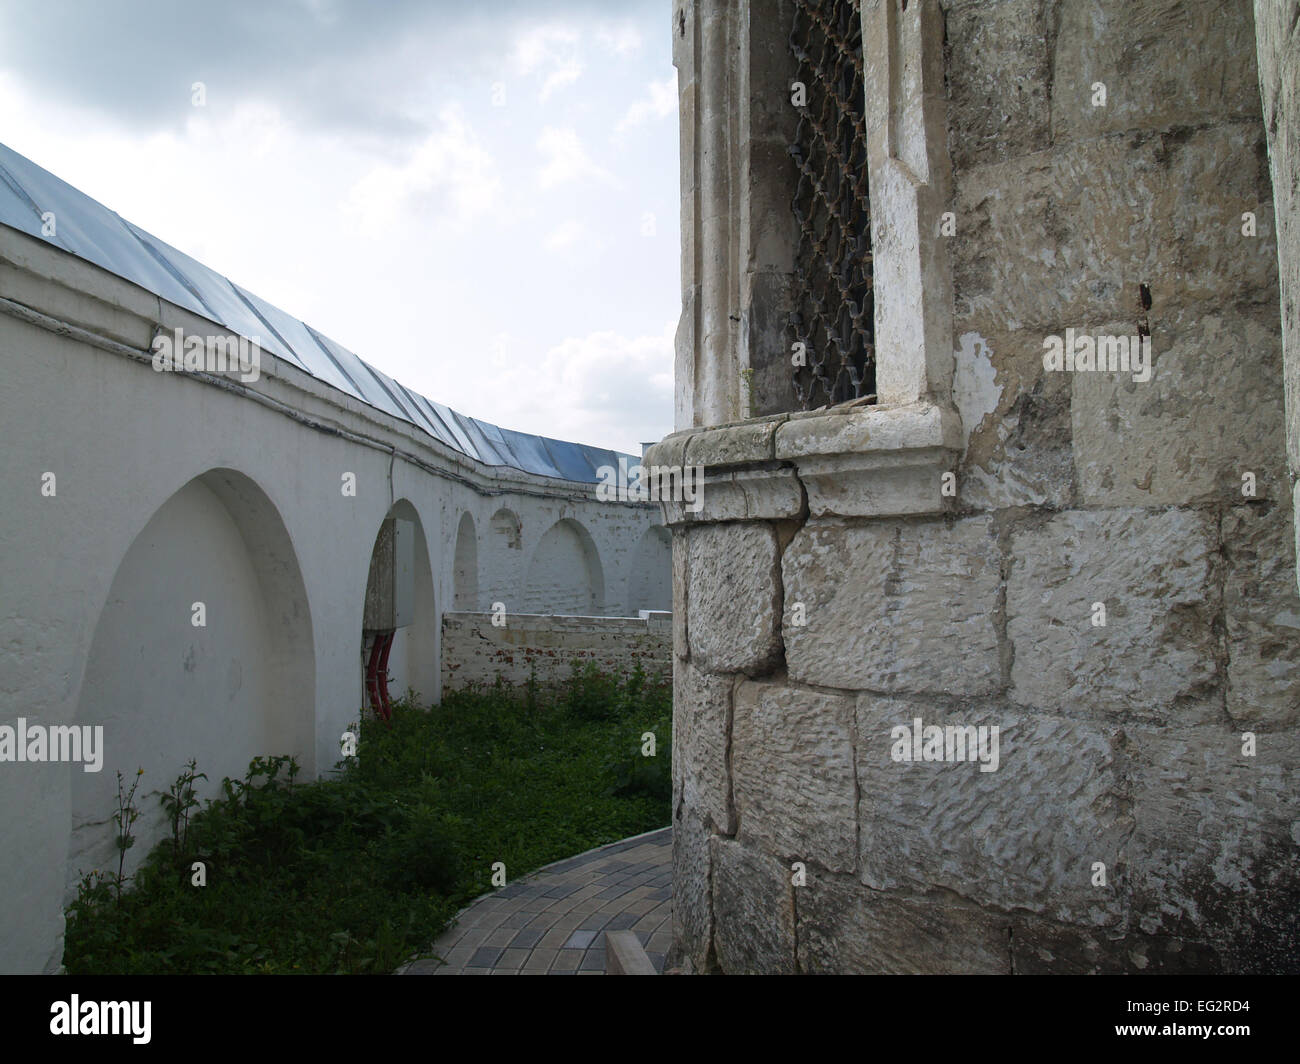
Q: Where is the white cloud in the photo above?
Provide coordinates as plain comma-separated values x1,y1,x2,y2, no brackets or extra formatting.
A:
540,59,583,101
536,126,614,188
545,218,587,251
615,74,677,136
510,24,583,101
342,105,501,236
0,8,680,457
596,23,643,57
490,322,675,453
510,25,578,74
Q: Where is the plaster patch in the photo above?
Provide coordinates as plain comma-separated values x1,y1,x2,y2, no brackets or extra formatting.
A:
952,331,1002,452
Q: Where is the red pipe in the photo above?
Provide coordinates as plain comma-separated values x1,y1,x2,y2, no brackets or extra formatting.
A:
364,635,383,718
377,630,395,723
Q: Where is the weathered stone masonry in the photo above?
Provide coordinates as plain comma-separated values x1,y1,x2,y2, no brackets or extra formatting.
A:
1254,0,1300,587
652,0,1300,974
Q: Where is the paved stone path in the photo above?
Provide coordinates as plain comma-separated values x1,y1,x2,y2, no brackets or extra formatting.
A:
397,827,672,975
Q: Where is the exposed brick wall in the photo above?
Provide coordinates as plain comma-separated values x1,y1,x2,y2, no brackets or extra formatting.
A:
441,611,672,690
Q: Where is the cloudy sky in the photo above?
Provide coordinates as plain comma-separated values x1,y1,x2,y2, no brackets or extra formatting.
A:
0,0,679,454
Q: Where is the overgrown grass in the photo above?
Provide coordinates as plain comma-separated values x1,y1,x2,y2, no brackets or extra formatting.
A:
63,664,671,975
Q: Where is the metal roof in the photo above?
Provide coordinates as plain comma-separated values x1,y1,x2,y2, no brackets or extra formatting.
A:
0,142,635,484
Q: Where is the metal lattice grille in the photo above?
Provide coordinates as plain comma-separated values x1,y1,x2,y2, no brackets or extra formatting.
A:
788,0,875,409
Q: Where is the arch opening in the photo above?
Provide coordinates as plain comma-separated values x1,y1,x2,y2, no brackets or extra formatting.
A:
360,500,437,715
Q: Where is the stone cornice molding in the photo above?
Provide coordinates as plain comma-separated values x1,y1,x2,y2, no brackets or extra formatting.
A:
644,399,961,523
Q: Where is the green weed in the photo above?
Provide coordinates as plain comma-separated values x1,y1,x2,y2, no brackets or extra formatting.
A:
63,666,670,974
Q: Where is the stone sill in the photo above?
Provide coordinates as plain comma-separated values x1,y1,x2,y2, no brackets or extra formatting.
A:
644,401,962,524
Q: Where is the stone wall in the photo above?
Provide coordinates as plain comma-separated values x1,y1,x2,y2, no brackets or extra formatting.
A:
657,0,1299,974
1253,0,1300,589
441,612,672,691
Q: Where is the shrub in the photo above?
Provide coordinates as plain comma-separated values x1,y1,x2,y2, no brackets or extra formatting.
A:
64,666,670,974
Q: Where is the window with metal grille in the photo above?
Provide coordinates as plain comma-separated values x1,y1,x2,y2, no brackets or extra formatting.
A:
788,0,875,410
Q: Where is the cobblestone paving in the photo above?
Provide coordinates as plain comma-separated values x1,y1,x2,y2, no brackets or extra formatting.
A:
397,827,672,975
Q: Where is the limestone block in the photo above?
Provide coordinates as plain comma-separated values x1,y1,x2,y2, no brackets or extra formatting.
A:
732,681,856,872
945,0,1051,171
782,399,962,505
1223,503,1300,726
671,808,715,974
1052,0,1262,143
1165,125,1277,310
1128,724,1300,971
954,145,1147,336
673,289,696,436
663,466,803,524
1255,0,1300,482
1072,307,1286,508
643,429,692,481
742,0,800,143
1008,508,1220,721
655,416,806,520
710,836,796,974
745,271,800,417
742,143,799,274
725,466,804,520
671,532,688,660
953,328,1075,511
775,400,963,461
791,449,955,518
798,872,1010,974
1010,918,1221,974
856,695,1129,927
953,127,1277,338
682,417,781,467
673,660,734,834
783,515,1001,695
685,522,782,674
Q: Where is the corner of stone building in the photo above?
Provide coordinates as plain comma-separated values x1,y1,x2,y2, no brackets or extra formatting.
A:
662,0,1300,975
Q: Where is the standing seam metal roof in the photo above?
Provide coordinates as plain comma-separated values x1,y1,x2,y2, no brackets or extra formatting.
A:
0,142,637,484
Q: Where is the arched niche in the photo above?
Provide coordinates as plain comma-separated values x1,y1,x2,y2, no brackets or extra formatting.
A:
69,468,314,893
523,517,605,616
